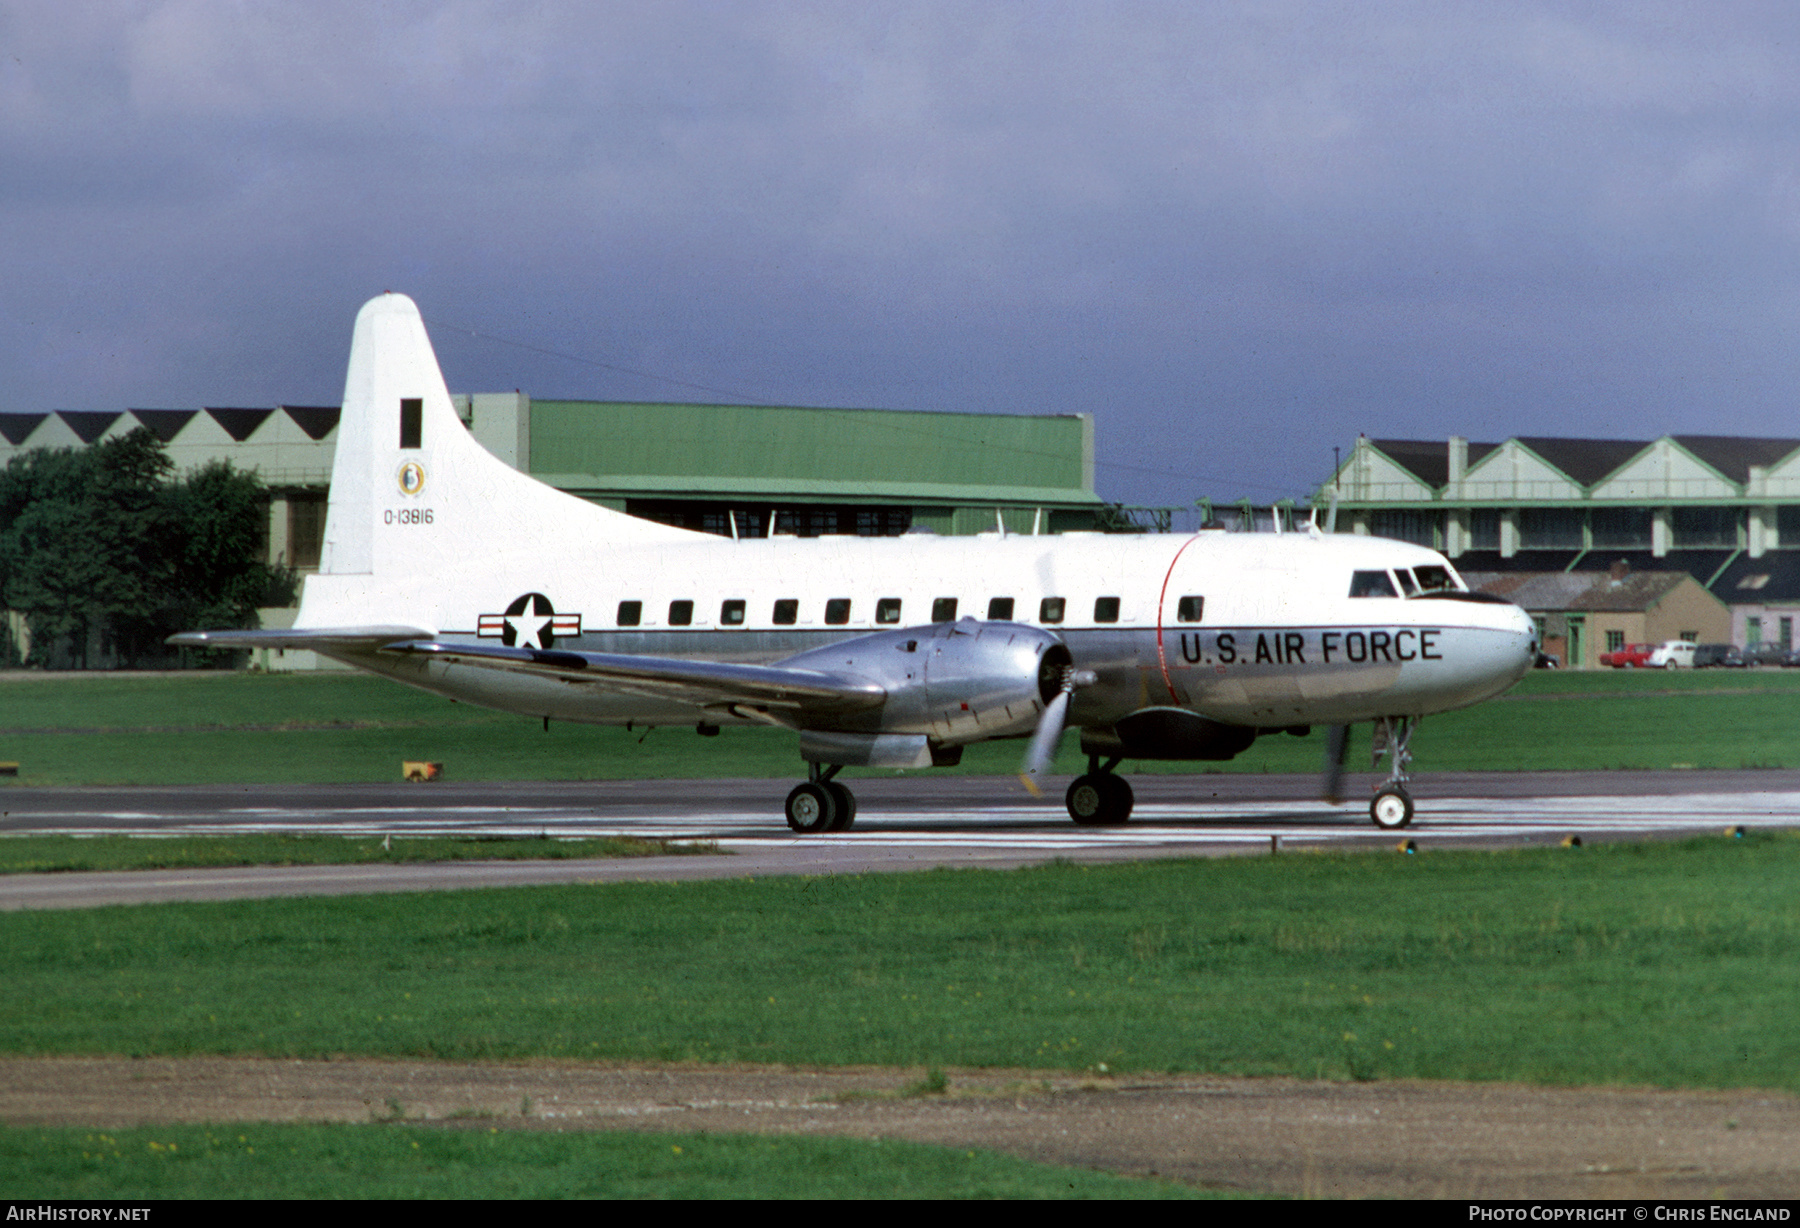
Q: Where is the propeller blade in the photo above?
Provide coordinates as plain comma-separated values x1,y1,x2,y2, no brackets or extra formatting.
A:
1322,724,1349,803
1018,687,1072,796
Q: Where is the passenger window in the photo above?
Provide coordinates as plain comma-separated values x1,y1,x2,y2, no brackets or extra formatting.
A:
1414,565,1453,592
1395,569,1419,596
1039,597,1065,624
825,598,852,625
1349,570,1398,598
720,599,745,625
616,600,642,627
876,597,902,624
932,597,959,622
1176,595,1204,622
669,600,694,626
1094,597,1121,623
772,599,798,625
987,597,1014,620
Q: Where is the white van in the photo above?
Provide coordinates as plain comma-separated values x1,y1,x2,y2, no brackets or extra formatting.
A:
1647,640,1697,669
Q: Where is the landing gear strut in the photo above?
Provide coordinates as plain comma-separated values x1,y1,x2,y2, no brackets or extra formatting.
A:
785,763,856,834
1368,715,1417,830
1065,755,1133,825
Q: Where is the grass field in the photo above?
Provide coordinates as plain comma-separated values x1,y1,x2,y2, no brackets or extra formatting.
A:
4,666,1800,785
4,836,1797,1091
0,1124,1217,1199
0,834,718,875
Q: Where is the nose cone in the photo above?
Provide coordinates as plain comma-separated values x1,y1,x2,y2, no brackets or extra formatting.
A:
1489,600,1540,692
1412,594,1538,714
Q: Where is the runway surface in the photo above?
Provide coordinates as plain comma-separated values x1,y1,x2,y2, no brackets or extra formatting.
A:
2,769,1797,909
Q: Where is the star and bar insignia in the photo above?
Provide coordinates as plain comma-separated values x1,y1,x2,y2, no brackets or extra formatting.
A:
477,592,582,649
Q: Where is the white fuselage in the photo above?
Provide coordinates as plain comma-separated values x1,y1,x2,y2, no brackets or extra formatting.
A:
305,526,1537,734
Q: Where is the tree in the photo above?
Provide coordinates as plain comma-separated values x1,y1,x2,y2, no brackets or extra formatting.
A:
0,430,292,668
166,460,296,639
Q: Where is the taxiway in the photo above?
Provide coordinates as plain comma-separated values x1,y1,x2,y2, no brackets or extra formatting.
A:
1,769,1794,909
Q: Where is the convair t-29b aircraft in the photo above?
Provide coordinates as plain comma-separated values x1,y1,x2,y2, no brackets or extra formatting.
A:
173,294,1538,833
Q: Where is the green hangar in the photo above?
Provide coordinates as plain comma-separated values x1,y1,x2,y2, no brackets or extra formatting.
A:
0,393,1105,576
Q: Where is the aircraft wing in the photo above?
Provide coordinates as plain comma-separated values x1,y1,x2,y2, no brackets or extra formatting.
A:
382,639,886,717
168,626,438,650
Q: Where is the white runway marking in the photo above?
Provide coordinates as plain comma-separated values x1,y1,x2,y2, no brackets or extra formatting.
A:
11,791,1798,852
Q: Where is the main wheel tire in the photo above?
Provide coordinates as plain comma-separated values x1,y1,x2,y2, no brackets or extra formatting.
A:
824,781,857,831
785,781,837,834
1370,785,1414,830
1066,774,1133,825
1066,775,1109,825
1102,774,1135,824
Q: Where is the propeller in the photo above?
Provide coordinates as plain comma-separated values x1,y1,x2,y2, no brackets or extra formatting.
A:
1321,724,1350,804
1019,666,1095,794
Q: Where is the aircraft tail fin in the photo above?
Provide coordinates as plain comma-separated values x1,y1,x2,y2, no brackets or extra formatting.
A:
297,293,692,629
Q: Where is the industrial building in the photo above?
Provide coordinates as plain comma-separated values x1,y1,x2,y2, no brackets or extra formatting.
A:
1325,435,1800,665
0,393,1105,576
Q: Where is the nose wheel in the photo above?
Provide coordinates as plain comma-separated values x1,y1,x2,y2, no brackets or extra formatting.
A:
1370,784,1414,830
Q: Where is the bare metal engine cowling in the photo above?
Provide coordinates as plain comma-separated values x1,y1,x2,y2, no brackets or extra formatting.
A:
779,618,1071,744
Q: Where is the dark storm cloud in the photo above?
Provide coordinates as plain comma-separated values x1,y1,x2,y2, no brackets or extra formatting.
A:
4,2,1800,504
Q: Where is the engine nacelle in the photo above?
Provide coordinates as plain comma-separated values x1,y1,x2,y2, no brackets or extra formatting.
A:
780,618,1070,745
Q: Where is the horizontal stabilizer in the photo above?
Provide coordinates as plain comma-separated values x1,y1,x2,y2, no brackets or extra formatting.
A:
167,626,435,650
383,640,886,716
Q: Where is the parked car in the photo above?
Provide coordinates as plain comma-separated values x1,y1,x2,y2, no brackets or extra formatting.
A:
1745,642,1789,667
1646,641,1697,669
1692,643,1746,668
1599,642,1655,668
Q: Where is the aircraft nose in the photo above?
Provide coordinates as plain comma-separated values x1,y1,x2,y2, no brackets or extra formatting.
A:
1503,601,1539,671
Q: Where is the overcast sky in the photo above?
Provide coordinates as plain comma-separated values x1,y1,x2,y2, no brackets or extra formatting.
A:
5,2,1800,507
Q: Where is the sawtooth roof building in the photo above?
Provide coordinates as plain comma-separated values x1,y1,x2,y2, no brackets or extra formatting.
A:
1325,434,1800,664
0,394,1105,574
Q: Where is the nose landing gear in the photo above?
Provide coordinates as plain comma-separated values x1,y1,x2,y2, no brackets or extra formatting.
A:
1367,715,1417,829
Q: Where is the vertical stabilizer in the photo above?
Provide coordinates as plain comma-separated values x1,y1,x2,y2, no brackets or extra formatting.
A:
318,293,451,575
301,293,692,627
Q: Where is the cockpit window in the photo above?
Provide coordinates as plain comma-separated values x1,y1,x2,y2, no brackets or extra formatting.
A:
1413,565,1454,592
1349,570,1398,598
1395,569,1419,596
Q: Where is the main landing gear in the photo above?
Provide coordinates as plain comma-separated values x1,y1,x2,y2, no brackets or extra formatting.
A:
1065,755,1134,825
1368,715,1417,830
785,763,856,834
